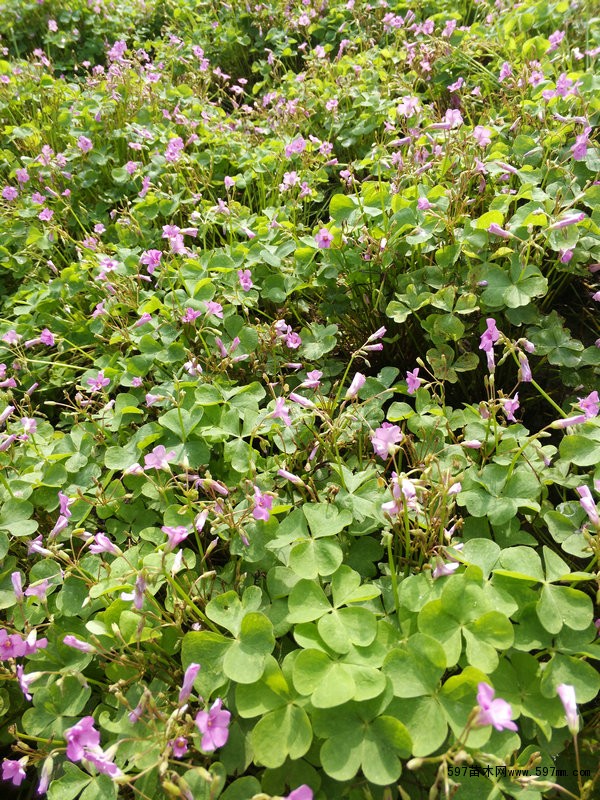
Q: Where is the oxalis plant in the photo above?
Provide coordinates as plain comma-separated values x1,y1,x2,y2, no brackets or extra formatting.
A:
0,0,599,798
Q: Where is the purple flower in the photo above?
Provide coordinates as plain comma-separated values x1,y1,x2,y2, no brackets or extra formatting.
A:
63,635,94,653
406,368,422,394
551,414,587,429
557,684,578,735
77,136,93,153
181,307,202,323
2,758,27,786
577,390,599,420
144,445,176,471
0,630,26,659
286,787,313,800
65,717,101,761
11,572,23,602
2,186,18,201
38,208,54,222
285,331,302,349
479,318,500,371
432,560,460,579
549,213,586,230
162,525,190,551
371,422,403,459
345,372,366,400
315,228,334,249
238,269,253,291
518,352,532,382
498,61,512,81
16,664,41,700
179,663,201,704
89,533,121,555
488,222,511,239
121,573,146,610
252,486,274,521
195,698,231,751
87,370,110,392
475,683,518,731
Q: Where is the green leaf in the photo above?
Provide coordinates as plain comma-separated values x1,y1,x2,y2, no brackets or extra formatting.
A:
389,695,448,756
317,607,377,654
292,650,355,707
287,580,331,622
222,612,275,684
536,585,593,634
48,763,92,800
540,654,600,703
559,433,600,466
302,503,352,537
383,634,447,697
289,538,343,578
251,704,312,768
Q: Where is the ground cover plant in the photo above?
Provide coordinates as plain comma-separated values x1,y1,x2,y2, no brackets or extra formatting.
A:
0,0,599,798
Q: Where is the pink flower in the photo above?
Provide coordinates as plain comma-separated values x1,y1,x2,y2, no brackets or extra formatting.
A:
252,486,274,521
195,698,231,751
547,30,565,53
38,208,53,222
503,393,520,422
444,109,463,128
204,301,223,318
571,128,590,161
89,533,120,555
179,663,201,704
557,684,578,734
432,560,460,579
315,228,334,248
181,307,202,323
284,136,306,157
406,368,422,394
479,318,500,371
473,126,492,147
371,422,403,459
576,485,599,528
2,186,18,201
144,445,176,471
169,737,189,758
140,249,162,275
2,758,27,786
475,683,518,731
268,397,292,427
345,372,366,399
238,269,253,291
162,525,190,551
549,213,586,230
63,635,94,652
285,331,302,349
299,370,322,390
40,328,55,346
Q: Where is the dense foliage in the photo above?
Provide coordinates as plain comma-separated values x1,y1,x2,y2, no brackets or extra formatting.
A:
0,0,599,798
